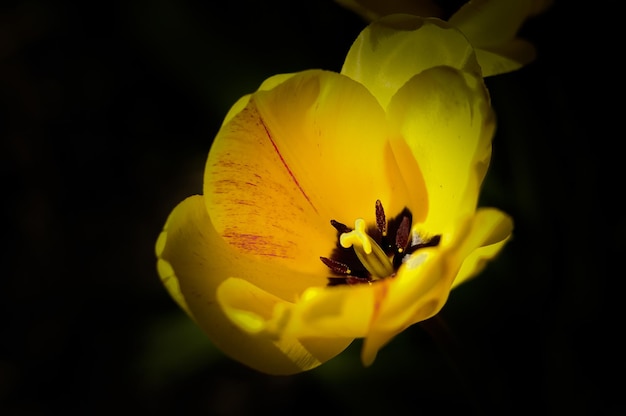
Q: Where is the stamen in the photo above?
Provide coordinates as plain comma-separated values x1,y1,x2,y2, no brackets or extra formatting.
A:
330,219,351,235
320,256,351,275
395,216,411,253
375,199,387,237
339,219,394,279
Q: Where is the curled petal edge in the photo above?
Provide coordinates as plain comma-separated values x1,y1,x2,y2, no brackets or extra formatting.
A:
156,196,352,375
361,207,512,365
452,207,514,288
217,276,377,340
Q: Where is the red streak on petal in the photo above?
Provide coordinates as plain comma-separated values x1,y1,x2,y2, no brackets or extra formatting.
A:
222,230,292,259
260,118,317,214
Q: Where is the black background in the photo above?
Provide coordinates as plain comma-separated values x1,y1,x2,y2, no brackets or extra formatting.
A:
2,1,621,415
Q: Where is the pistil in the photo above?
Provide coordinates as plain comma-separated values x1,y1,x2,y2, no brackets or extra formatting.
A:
339,218,394,279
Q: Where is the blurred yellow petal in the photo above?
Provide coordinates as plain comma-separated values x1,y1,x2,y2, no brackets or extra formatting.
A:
205,69,412,275
452,207,514,288
157,195,352,374
337,0,552,77
449,0,553,75
474,38,537,77
387,66,494,234
218,277,377,340
449,0,546,48
334,0,443,21
341,15,480,110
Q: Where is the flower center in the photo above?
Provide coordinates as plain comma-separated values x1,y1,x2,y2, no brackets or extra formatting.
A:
321,200,441,286
340,218,394,278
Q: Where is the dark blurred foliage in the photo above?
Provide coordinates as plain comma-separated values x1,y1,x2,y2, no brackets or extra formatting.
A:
1,1,622,415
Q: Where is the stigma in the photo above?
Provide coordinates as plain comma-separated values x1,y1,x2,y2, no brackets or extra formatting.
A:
339,219,394,278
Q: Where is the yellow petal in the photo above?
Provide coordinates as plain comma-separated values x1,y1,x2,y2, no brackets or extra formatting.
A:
474,39,537,77
252,70,411,221
361,246,449,366
361,207,513,365
156,224,192,317
449,0,548,48
218,277,375,339
334,0,443,21
451,207,514,288
204,69,410,275
221,73,298,127
341,15,481,110
387,66,495,234
216,278,354,371
157,195,351,374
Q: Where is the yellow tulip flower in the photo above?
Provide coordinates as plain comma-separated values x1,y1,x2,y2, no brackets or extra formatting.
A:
156,15,513,375
336,0,553,76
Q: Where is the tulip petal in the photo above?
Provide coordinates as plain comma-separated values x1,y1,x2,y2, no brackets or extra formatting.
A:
156,230,191,317
216,277,354,370
361,246,449,366
387,66,495,234
157,195,352,374
218,277,376,339
361,207,512,364
449,0,549,48
474,39,537,77
448,0,552,75
222,73,298,127
451,207,514,288
205,69,411,276
341,15,480,110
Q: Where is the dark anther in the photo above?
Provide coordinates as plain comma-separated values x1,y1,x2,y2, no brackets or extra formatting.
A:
330,219,351,235
395,216,411,253
320,256,351,275
375,199,387,236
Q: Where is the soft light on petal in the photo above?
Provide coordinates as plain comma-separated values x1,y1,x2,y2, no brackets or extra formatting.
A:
156,226,192,317
387,66,495,234
341,15,481,110
218,277,377,340
451,207,514,288
205,69,415,275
